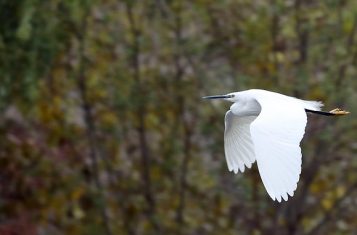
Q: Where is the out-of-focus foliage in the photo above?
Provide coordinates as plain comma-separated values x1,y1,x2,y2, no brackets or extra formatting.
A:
1,0,357,234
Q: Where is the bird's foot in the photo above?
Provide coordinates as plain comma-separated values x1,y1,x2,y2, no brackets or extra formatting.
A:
329,108,350,115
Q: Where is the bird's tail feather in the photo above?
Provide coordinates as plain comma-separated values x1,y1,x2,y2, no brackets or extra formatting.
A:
303,100,324,111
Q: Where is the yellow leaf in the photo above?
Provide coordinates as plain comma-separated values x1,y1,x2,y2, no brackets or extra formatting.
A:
321,197,333,210
336,186,346,198
73,205,85,220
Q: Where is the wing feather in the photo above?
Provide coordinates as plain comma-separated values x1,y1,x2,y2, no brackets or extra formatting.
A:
250,92,306,202
224,111,256,174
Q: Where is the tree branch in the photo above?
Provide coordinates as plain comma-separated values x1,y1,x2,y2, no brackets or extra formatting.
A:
76,13,113,235
125,2,160,233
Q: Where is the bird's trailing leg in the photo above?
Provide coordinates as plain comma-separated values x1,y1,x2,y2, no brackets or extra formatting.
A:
305,108,350,116
329,108,350,115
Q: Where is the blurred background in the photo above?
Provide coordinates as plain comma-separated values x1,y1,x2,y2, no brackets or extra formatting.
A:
0,0,357,234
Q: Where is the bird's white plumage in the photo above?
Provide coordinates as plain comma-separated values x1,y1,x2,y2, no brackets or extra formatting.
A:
249,91,307,202
224,111,256,173
220,89,323,202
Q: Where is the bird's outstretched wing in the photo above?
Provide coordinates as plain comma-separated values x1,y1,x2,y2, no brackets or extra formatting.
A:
250,94,306,202
224,111,256,173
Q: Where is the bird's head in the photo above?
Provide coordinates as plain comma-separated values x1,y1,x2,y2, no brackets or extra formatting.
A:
202,92,239,102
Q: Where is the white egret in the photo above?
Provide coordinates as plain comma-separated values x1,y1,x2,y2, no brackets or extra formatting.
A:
203,89,349,202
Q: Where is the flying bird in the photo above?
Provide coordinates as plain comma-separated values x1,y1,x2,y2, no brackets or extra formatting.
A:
203,89,349,202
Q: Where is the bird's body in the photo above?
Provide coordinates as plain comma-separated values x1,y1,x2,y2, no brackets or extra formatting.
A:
203,89,349,202
228,89,322,117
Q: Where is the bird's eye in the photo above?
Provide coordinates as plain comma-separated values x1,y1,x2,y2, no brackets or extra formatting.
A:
230,94,235,98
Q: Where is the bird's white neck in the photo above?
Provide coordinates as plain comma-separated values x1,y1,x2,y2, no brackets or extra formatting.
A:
230,99,261,117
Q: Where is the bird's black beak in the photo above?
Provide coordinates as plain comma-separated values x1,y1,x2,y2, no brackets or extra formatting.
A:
202,95,232,99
